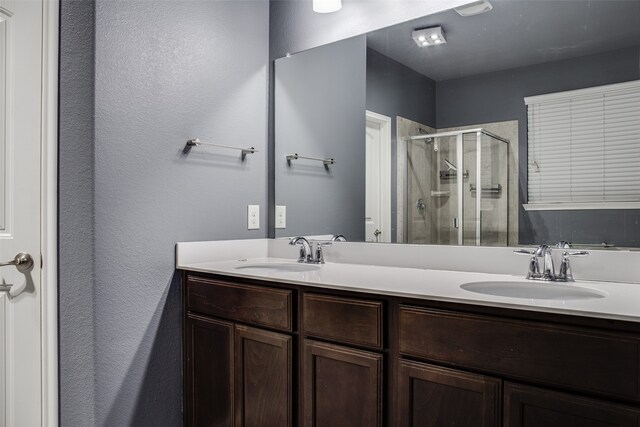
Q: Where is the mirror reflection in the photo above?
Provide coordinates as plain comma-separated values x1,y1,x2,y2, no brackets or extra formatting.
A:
275,0,640,248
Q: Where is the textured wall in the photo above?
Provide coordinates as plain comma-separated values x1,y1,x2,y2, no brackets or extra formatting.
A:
58,1,96,425
437,47,640,246
59,1,269,425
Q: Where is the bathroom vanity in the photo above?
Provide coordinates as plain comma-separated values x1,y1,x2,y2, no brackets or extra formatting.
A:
178,240,640,426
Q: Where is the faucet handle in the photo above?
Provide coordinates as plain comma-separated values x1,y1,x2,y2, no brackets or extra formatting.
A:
514,249,540,279
566,250,589,257
558,250,589,281
313,241,331,264
513,249,536,255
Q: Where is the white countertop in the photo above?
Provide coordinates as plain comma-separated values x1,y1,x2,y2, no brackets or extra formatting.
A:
178,256,640,323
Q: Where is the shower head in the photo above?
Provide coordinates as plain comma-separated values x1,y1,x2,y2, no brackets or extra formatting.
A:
444,158,457,171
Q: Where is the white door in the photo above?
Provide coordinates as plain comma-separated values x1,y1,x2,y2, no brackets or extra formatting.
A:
0,0,44,425
365,111,391,243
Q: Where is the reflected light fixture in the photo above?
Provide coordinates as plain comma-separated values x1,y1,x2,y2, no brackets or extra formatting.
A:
412,27,446,48
313,0,342,13
455,0,493,17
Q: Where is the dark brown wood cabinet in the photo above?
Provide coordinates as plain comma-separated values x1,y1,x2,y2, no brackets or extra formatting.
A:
183,271,640,427
235,325,292,427
398,305,640,401
397,360,500,427
303,293,383,349
184,314,234,427
302,339,383,427
184,276,293,427
504,383,640,427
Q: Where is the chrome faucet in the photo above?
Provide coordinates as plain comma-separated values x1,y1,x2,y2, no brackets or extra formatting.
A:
536,244,556,281
290,237,312,263
289,237,330,264
514,242,588,282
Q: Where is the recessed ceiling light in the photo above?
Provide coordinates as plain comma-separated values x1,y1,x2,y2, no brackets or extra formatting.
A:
412,27,446,48
454,0,493,17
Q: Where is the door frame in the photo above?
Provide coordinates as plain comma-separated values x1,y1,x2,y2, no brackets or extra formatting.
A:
365,111,392,243
41,0,59,425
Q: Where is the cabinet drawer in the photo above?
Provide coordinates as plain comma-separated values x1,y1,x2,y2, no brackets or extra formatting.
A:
303,293,383,349
186,275,293,331
399,305,640,401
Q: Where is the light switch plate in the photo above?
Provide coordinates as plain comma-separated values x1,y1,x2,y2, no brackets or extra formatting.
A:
248,205,259,230
275,205,286,229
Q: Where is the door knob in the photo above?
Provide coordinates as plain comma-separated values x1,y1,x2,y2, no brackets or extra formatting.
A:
0,252,34,273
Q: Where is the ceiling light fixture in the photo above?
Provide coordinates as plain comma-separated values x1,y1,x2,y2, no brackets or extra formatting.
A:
454,0,493,17
412,27,446,48
313,0,342,13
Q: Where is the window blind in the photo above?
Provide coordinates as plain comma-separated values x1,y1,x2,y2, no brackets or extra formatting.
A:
525,80,640,206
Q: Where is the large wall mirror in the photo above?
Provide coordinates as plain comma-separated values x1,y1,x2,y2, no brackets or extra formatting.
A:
274,0,640,248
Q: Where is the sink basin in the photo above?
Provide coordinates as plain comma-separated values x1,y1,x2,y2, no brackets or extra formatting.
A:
460,281,607,300
235,262,321,273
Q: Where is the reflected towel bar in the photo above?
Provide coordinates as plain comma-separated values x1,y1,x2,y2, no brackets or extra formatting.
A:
440,170,469,179
286,153,335,166
184,138,257,157
470,184,502,194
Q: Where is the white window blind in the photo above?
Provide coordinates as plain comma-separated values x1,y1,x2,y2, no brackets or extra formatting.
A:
525,80,640,208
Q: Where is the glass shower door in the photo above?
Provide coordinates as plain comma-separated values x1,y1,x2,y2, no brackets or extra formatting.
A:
406,134,460,245
463,131,509,246
479,133,509,246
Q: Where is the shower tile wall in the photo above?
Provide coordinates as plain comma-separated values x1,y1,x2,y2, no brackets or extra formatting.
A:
397,116,435,244
434,136,459,245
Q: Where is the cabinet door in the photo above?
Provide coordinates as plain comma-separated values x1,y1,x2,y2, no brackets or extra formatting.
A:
504,382,640,427
397,360,500,427
185,314,234,427
234,325,292,427
303,339,383,427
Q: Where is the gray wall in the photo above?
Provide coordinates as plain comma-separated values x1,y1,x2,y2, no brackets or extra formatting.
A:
366,48,436,128
437,47,640,246
59,1,96,425
366,48,436,241
275,36,366,240
59,1,269,425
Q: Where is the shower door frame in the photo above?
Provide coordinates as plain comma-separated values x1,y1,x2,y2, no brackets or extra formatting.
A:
408,128,509,246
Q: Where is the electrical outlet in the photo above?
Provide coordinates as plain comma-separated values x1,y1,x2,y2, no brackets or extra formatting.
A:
275,205,286,229
247,205,260,230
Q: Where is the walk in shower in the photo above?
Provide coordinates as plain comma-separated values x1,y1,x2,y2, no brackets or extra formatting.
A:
403,129,509,246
